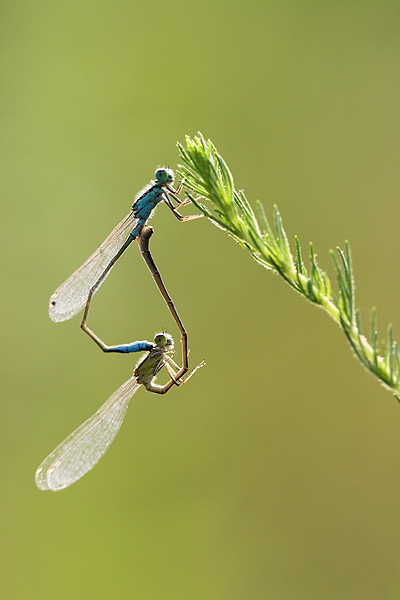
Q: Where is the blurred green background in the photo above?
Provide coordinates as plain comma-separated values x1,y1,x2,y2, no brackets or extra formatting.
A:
1,1,399,598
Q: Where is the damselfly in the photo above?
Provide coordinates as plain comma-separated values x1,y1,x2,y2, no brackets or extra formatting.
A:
35,332,204,491
49,168,200,323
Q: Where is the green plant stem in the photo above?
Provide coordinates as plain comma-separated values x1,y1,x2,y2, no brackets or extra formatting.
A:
177,132,400,401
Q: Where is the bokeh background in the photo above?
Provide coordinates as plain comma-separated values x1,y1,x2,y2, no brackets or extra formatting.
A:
1,1,399,598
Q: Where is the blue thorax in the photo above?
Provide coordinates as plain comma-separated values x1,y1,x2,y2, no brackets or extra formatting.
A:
128,182,167,239
133,183,166,220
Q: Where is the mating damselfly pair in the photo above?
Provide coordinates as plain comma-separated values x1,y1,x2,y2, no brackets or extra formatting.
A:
36,169,204,491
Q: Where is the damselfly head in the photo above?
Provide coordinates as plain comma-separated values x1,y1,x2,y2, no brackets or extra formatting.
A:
155,167,174,185
153,332,174,349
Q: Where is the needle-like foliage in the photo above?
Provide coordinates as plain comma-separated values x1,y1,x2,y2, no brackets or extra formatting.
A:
177,132,400,402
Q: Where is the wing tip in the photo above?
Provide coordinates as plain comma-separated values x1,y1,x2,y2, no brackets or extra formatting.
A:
35,465,50,491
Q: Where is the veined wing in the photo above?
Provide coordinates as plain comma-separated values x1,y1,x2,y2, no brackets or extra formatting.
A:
49,210,138,322
35,376,140,491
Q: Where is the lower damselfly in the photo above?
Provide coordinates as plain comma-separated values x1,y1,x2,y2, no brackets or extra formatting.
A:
35,332,204,491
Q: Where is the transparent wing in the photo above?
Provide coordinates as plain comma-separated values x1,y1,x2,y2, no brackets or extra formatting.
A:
49,210,138,322
35,377,140,491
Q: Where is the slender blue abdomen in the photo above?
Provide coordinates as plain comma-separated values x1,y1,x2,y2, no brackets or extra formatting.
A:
128,218,147,240
106,341,153,354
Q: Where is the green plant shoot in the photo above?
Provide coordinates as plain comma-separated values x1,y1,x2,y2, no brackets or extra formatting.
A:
177,132,400,402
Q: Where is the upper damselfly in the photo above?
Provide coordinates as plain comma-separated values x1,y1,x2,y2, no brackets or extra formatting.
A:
49,168,200,323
